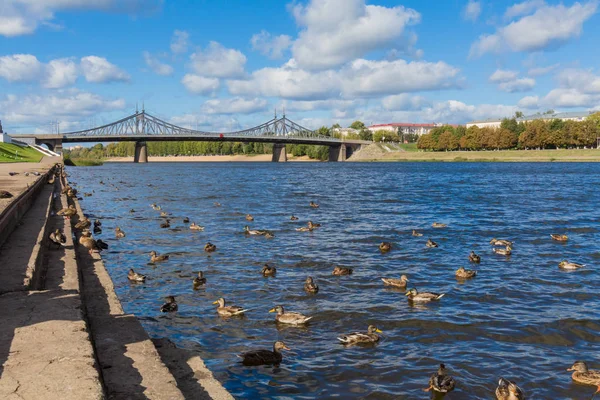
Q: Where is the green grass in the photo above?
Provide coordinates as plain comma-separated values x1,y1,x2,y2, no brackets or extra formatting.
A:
397,143,418,152
0,143,43,163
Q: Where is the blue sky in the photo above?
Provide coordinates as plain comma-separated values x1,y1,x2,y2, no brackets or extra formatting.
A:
1,0,599,133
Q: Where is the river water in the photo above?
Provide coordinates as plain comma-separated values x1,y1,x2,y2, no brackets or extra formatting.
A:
67,162,600,399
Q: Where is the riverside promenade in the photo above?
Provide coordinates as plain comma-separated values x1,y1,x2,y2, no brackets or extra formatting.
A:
0,159,233,400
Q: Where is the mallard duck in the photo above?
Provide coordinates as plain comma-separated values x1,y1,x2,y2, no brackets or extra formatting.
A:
567,361,600,395
96,239,108,250
551,234,568,242
309,201,319,208
261,264,277,277
79,236,99,255
115,227,126,238
424,364,455,393
48,229,66,248
189,222,204,231
469,250,481,263
193,271,206,289
304,277,319,293
426,239,438,248
244,225,262,235
495,377,524,400
160,211,169,218
240,341,290,366
150,250,169,263
264,231,275,238
160,296,178,312
338,325,381,345
128,268,146,283
333,266,353,276
307,221,321,229
456,266,477,279
75,217,91,230
490,238,513,246
382,275,409,288
246,214,254,221
151,203,161,211
379,242,392,252
129,209,136,213
57,205,77,219
269,305,312,325
432,222,447,228
214,202,221,207
160,219,171,229
559,260,585,270
0,190,13,199
493,246,512,256
406,288,445,302
296,226,313,232
93,219,102,229
213,298,247,317
183,217,190,223
412,230,423,237
290,215,299,221
204,242,216,252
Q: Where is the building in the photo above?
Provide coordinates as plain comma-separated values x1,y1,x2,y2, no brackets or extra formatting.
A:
0,120,11,143
332,127,360,137
367,123,437,136
466,111,595,129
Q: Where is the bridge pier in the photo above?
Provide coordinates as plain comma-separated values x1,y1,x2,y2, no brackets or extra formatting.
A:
134,141,148,163
272,143,287,162
328,144,347,162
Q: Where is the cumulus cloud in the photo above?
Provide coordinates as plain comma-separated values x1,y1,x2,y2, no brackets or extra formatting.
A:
189,42,246,78
489,69,535,92
470,1,597,57
0,0,161,37
504,0,545,19
463,0,482,21
170,30,189,54
80,56,130,83
181,74,220,95
518,95,540,109
381,94,431,111
250,30,292,59
201,97,269,115
528,64,559,76
543,88,600,108
290,0,421,70
143,51,173,76
283,99,361,112
0,54,43,82
489,69,519,83
44,58,78,88
556,68,600,93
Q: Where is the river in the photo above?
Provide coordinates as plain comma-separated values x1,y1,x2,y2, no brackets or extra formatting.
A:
67,162,600,399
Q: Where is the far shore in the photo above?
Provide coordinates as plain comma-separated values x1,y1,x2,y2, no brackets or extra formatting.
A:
104,154,317,162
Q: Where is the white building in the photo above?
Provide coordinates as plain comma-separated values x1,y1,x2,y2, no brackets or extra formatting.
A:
0,120,10,143
367,123,438,136
332,127,360,137
466,111,594,128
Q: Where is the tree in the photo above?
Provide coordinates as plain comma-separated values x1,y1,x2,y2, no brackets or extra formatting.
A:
316,126,331,137
350,120,366,130
515,111,524,119
359,129,373,141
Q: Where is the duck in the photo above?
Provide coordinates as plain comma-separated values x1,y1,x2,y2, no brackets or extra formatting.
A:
567,361,600,395
412,230,423,237
469,250,481,263
183,217,190,223
551,234,568,242
214,202,221,207
151,203,161,211
48,229,66,248
290,215,299,221
79,235,99,255
495,377,524,400
432,222,447,228
307,221,321,229
338,325,382,345
269,305,312,325
424,364,455,394
295,226,313,232
333,266,353,276
264,231,275,238
559,260,585,270
261,264,277,277
160,211,169,218
244,225,262,235
57,205,77,219
160,219,171,229
75,217,91,230
204,242,217,252
128,268,146,283
309,201,319,208
304,277,319,293
160,296,178,312
379,242,392,252
189,222,205,231
193,271,206,289
115,227,126,238
245,214,254,221
213,298,248,317
96,239,109,250
240,341,290,366
426,239,438,248
493,246,512,256
490,238,513,247
456,266,477,279
93,219,102,229
406,288,445,302
150,250,169,263
381,275,409,288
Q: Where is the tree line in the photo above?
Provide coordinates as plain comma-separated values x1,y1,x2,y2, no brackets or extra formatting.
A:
417,112,600,151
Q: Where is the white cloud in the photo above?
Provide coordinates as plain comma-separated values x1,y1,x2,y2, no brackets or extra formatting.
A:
556,68,600,93
0,0,161,37
489,69,535,92
170,30,189,54
463,1,482,21
0,54,43,82
518,95,540,108
201,97,268,115
80,56,130,83
528,64,559,76
189,42,246,78
44,58,78,88
381,94,431,111
470,1,598,57
543,88,599,108
170,113,241,132
250,30,292,59
504,0,545,19
489,69,519,83
291,0,420,70
143,51,173,76
181,74,220,95
283,99,360,112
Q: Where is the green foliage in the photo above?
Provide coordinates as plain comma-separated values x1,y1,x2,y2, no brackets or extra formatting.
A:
0,143,44,163
349,120,365,130
515,111,524,119
359,130,373,141
372,130,401,143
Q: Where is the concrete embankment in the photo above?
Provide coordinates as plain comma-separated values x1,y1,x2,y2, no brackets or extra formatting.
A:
0,161,233,399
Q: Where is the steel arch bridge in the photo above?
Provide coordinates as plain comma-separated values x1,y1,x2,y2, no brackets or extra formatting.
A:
10,110,370,162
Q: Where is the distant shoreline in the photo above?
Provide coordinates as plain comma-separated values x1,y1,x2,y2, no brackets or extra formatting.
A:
105,154,317,162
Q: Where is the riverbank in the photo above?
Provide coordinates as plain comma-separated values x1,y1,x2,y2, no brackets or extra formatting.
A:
106,154,316,162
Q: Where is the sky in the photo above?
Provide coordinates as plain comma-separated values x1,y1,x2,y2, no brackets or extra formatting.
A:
1,0,600,134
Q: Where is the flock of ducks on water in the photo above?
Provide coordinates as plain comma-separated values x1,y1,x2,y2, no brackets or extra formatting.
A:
49,173,599,399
